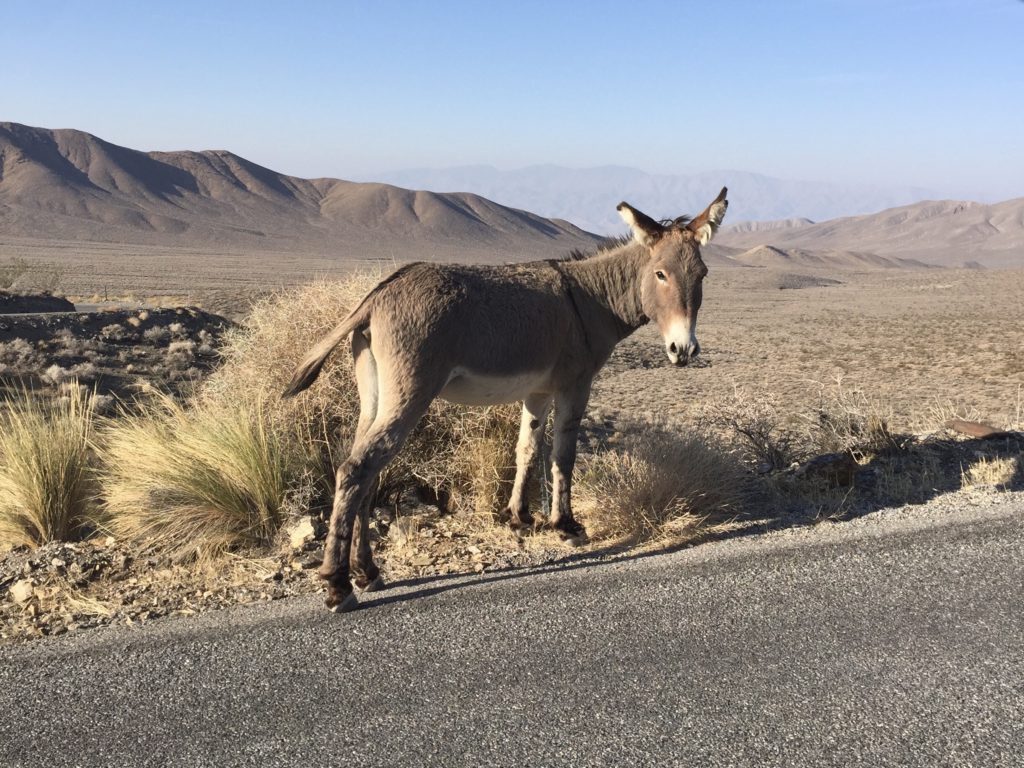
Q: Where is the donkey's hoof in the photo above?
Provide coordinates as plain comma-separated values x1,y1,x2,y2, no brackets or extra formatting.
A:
509,516,535,534
554,520,588,545
355,574,386,594
326,590,359,613
501,507,534,533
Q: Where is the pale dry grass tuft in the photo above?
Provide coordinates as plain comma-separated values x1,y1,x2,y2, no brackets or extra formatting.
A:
101,394,296,562
0,385,99,548
575,423,751,546
808,380,899,459
961,455,1020,490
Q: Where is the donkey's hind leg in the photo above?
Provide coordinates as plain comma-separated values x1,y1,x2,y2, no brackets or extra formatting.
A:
348,332,384,593
350,476,384,592
320,393,436,612
503,393,552,531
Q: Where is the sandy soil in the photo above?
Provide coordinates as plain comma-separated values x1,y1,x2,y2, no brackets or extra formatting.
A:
593,267,1024,432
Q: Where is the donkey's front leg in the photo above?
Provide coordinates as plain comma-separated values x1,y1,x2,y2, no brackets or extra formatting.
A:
504,393,552,532
547,385,592,542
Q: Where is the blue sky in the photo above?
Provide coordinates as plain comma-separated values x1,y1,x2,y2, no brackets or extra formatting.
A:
4,0,1022,199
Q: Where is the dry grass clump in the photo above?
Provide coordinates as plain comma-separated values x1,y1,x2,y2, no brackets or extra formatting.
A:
809,381,900,459
101,394,296,562
575,423,751,546
961,454,1020,491
0,385,99,548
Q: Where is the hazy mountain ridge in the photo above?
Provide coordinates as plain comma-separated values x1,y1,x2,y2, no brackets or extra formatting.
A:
718,198,1024,268
2,123,1022,270
731,244,934,270
0,123,601,262
367,165,939,234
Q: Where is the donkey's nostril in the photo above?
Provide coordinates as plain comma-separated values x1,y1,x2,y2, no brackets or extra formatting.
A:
668,342,678,354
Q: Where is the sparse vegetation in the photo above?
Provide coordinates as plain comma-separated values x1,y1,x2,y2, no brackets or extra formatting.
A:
575,424,751,545
1,266,1023,642
101,394,295,562
0,385,99,548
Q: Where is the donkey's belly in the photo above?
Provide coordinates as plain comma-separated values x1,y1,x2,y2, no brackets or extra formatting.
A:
439,366,551,406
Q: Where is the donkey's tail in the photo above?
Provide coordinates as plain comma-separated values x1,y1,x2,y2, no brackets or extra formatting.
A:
281,305,370,399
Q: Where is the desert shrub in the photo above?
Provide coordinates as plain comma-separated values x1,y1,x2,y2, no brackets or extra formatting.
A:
702,388,804,471
41,364,71,386
0,338,40,369
0,258,30,290
575,422,751,545
101,394,296,561
808,382,900,459
0,257,64,292
201,275,522,517
143,326,171,343
0,386,100,547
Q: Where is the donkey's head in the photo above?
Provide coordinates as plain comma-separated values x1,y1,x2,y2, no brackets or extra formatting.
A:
617,187,728,366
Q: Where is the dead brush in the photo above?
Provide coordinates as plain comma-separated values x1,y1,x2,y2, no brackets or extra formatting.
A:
574,422,751,546
701,387,804,471
101,393,298,562
808,380,901,459
0,384,100,548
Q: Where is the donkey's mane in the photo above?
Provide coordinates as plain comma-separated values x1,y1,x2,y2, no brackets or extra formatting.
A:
563,234,633,262
562,213,695,262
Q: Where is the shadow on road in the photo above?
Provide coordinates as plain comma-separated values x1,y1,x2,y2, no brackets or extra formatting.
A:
359,430,1024,612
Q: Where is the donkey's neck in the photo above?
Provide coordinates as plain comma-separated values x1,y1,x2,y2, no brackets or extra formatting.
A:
560,242,649,338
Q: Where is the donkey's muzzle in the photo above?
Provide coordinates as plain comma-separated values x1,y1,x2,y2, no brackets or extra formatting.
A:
667,340,699,367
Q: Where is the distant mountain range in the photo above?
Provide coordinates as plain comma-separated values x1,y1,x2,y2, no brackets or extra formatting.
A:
366,165,941,234
1,123,1022,271
717,199,1024,268
0,123,600,264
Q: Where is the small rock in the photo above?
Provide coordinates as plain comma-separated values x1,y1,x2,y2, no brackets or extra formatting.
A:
410,554,434,568
287,518,315,550
294,552,323,570
10,580,35,604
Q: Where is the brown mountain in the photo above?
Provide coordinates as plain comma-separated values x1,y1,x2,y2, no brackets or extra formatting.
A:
0,123,601,262
720,199,1024,268
732,244,933,270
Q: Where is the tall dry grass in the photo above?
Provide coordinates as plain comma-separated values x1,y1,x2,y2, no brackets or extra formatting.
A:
575,423,751,546
0,385,99,547
101,394,295,561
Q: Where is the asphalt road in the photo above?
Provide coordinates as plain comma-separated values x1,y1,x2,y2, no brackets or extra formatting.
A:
1,499,1021,767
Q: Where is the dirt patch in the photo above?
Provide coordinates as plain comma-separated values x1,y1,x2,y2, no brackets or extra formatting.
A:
775,273,843,290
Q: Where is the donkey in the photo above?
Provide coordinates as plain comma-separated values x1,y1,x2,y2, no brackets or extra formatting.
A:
283,187,728,611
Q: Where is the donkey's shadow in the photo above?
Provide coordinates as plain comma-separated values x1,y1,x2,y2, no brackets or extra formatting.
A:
353,430,1024,612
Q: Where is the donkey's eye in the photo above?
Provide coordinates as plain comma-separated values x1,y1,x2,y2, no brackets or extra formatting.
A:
655,270,666,281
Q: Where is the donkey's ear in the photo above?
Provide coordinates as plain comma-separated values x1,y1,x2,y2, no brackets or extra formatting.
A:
686,187,729,245
617,202,664,247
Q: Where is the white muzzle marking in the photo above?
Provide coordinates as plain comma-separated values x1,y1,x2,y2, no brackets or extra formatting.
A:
664,317,698,366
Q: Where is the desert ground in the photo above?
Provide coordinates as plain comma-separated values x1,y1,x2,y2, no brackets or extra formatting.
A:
2,242,1022,643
